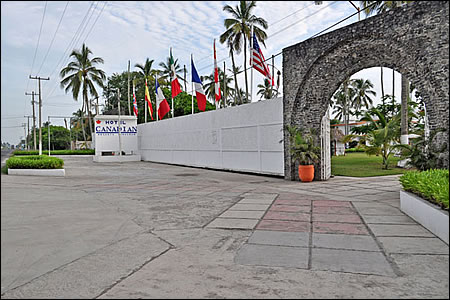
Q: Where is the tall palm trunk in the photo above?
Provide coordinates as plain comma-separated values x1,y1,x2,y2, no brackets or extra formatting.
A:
80,102,87,142
83,80,93,140
400,75,409,144
230,49,241,105
380,67,385,114
243,33,249,103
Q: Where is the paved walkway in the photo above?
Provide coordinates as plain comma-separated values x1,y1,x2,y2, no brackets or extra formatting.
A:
1,156,448,298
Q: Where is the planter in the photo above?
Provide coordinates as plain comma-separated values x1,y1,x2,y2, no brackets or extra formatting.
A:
298,165,314,182
400,190,448,244
8,169,65,177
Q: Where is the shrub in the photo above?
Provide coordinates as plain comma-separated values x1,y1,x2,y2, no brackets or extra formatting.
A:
399,169,449,210
346,148,365,153
13,149,94,156
6,155,64,169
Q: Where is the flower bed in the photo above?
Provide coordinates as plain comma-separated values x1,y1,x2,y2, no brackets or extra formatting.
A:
399,169,449,210
399,169,449,244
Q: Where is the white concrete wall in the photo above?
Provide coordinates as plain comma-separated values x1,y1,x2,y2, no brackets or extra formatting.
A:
138,98,284,176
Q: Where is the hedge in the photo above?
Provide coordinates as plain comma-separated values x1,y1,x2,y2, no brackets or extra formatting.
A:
345,148,366,153
399,169,449,210
13,149,94,156
6,155,64,169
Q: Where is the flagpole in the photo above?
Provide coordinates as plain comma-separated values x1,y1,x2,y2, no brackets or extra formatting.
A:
156,75,159,121
144,78,147,123
250,25,254,103
117,88,122,160
170,47,174,118
191,54,194,114
223,60,226,108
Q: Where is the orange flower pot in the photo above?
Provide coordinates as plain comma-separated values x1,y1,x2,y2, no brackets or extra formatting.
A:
298,165,314,182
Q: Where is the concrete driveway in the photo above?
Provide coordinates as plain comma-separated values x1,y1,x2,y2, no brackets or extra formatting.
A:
1,156,448,298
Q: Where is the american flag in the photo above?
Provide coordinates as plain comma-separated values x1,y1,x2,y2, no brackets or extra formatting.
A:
251,33,274,86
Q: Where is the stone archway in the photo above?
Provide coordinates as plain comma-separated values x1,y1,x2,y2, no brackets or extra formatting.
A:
282,1,449,180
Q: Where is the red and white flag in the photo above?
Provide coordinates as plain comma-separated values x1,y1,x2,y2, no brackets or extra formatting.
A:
132,82,138,117
170,48,182,98
214,40,221,104
251,33,274,86
155,76,171,120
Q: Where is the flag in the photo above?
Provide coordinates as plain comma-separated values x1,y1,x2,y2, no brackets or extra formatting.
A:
132,82,138,117
144,79,153,120
155,76,171,120
169,48,182,98
213,40,221,103
251,33,274,86
191,57,207,111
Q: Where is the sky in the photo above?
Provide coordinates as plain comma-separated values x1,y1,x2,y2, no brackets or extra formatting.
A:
1,1,404,145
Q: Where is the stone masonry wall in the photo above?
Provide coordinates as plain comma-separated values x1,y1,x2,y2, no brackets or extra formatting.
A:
282,1,449,180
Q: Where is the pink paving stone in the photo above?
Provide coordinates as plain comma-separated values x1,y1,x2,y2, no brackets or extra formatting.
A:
313,206,357,215
313,200,352,207
264,211,311,222
313,222,369,235
270,205,311,213
273,199,312,206
256,219,310,232
312,214,362,224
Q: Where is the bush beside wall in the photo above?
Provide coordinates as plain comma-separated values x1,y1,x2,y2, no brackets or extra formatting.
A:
399,169,449,210
6,155,64,169
13,149,94,156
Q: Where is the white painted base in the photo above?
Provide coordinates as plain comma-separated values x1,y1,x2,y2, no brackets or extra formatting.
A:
93,154,141,163
400,190,449,244
8,169,65,177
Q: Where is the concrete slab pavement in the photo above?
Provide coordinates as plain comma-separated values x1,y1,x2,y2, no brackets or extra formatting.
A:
1,156,448,298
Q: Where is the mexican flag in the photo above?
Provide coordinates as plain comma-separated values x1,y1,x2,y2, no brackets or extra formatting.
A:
170,48,182,98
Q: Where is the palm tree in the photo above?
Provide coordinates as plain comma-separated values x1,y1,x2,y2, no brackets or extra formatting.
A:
135,58,159,118
351,78,376,118
221,1,268,103
60,43,105,141
256,79,275,100
360,1,412,144
220,38,242,105
158,56,184,87
201,67,235,106
332,78,355,135
361,108,400,169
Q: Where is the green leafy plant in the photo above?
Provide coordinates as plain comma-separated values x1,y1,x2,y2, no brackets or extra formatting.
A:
6,155,64,169
284,125,321,165
399,169,449,210
394,128,447,171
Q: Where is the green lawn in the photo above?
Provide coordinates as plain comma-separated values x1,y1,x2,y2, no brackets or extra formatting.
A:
331,152,410,177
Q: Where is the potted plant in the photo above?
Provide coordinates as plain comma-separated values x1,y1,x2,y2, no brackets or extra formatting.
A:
285,125,321,182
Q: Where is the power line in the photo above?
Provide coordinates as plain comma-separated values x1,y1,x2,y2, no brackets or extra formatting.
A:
72,1,99,48
44,1,96,98
36,1,70,76
83,1,108,44
269,2,315,27
268,1,338,38
26,1,48,93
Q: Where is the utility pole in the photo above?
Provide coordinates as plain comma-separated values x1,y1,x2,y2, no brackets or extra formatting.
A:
24,116,31,150
25,91,38,150
22,123,27,150
29,76,49,155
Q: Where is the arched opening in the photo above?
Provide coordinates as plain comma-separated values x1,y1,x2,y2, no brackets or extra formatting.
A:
282,1,448,181
327,67,428,177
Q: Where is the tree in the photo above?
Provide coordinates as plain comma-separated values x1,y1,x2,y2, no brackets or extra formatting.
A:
361,108,400,169
158,55,184,87
42,125,71,150
221,1,268,103
201,67,235,107
351,78,376,118
60,43,106,141
256,78,275,100
360,1,412,144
